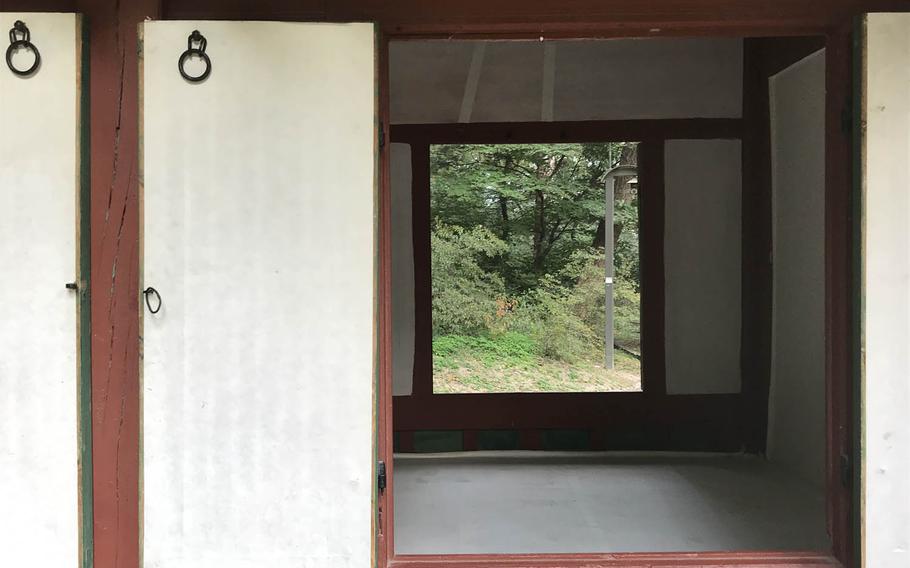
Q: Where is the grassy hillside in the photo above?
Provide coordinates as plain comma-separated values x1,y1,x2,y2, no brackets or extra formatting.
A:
433,333,641,393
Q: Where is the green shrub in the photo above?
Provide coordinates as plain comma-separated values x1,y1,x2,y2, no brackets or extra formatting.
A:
513,274,597,364
614,200,641,293
432,229,640,364
613,279,641,351
560,249,607,336
553,248,641,355
433,332,537,367
431,223,508,336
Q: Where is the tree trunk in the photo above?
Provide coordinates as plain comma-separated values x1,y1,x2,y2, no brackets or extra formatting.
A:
499,195,509,240
609,144,639,251
592,218,606,248
533,189,545,271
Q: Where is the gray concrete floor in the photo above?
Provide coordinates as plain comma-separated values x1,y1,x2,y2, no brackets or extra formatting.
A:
393,452,829,554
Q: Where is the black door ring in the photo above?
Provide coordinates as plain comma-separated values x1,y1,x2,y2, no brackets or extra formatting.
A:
144,287,162,314
6,21,40,77
178,30,211,82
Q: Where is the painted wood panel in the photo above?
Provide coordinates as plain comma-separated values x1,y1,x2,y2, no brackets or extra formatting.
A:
664,139,742,394
767,49,826,487
141,21,376,567
389,38,743,125
0,11,82,567
861,13,910,568
391,143,415,396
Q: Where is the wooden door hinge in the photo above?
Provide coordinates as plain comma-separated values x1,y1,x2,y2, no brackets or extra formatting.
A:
378,460,387,494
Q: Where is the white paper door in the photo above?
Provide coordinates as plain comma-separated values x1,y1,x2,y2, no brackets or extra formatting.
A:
860,13,910,568
0,12,83,567
141,21,376,567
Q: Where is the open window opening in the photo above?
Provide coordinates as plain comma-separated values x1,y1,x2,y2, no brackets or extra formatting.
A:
388,35,833,559
429,142,641,394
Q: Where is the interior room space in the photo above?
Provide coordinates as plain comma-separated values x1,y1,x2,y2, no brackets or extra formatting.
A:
387,36,829,555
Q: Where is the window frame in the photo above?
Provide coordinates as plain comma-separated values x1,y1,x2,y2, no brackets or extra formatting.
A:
422,139,647,397
390,122,745,448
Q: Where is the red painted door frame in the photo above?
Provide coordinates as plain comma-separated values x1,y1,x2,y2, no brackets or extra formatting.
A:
377,26,852,568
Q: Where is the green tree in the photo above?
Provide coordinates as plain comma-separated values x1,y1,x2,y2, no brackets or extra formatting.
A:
431,223,508,336
430,142,638,294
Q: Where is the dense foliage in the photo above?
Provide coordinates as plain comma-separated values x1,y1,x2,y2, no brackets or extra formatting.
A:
431,143,639,294
430,142,641,391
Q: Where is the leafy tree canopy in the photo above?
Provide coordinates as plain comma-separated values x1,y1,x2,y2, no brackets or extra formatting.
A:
430,142,639,295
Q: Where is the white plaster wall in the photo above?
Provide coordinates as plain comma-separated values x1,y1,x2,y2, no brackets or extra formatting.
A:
390,38,743,124
664,140,742,394
142,21,375,568
766,50,826,487
0,12,80,567
391,143,415,396
862,13,910,568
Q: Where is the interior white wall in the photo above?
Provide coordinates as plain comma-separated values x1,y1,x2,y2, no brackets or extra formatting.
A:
142,21,375,568
390,38,743,124
391,143,415,396
862,13,910,568
0,12,80,567
766,50,826,486
664,140,742,395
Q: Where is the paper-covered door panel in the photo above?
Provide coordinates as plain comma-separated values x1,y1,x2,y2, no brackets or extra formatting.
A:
860,12,910,568
141,21,377,567
0,12,87,568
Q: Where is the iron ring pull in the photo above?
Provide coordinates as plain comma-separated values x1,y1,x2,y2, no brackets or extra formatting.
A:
178,30,211,83
143,287,162,314
6,20,41,77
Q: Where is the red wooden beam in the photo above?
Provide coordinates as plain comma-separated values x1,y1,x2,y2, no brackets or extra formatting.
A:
160,0,909,37
637,140,667,397
739,39,776,455
395,393,743,431
409,142,432,398
76,2,160,568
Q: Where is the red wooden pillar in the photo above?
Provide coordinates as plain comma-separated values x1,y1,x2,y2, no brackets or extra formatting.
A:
824,23,857,567
77,2,158,567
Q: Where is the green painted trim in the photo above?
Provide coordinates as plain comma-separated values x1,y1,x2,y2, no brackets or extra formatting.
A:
372,22,382,568
477,430,520,451
413,430,463,453
851,16,865,568
541,429,591,451
77,16,94,568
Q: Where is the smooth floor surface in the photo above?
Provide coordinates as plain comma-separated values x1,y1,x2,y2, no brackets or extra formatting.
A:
393,452,829,554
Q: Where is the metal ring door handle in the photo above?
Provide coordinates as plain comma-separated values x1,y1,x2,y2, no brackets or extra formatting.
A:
6,20,40,77
144,287,162,314
178,30,211,82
